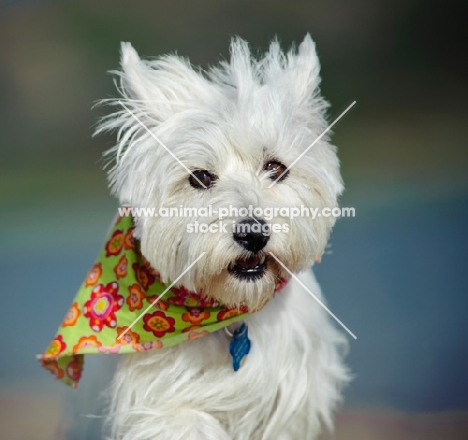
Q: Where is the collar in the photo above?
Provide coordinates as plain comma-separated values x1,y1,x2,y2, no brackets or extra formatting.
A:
39,214,289,388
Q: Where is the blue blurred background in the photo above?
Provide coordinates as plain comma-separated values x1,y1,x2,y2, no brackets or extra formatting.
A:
1,0,467,439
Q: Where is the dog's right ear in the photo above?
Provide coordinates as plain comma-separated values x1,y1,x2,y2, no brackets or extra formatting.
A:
117,42,214,122
96,43,217,208
119,42,152,104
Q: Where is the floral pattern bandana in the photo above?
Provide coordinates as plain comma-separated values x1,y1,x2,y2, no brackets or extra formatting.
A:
39,214,289,388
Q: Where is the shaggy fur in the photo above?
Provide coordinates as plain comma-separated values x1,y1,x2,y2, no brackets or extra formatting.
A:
97,34,349,440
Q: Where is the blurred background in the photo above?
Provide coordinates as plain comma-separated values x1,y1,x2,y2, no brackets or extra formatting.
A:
1,0,467,439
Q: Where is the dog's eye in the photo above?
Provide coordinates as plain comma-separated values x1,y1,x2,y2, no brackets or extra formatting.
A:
263,160,288,182
189,170,217,189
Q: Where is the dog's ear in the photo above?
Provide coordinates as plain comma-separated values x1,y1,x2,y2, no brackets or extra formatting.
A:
262,33,322,118
119,42,154,104
97,43,220,207
290,34,322,110
224,35,322,112
117,42,213,122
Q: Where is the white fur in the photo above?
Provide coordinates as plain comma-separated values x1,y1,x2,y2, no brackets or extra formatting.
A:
107,272,348,440
97,34,350,439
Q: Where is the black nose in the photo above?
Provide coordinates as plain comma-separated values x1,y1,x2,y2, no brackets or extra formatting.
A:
233,218,270,253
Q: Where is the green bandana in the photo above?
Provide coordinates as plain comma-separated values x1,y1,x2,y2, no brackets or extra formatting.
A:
39,214,289,388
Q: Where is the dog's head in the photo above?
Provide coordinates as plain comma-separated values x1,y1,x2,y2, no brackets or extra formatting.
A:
97,35,343,309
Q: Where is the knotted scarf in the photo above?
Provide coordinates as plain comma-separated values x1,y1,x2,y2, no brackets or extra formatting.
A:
39,214,289,388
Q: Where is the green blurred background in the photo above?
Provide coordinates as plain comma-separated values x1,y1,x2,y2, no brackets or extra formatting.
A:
1,0,467,439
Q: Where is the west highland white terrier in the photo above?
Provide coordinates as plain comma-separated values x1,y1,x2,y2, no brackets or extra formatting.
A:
41,34,350,440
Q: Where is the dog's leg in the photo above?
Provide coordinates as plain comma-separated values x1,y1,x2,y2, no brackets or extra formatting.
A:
108,408,232,440
266,269,350,440
240,269,349,440
107,346,235,440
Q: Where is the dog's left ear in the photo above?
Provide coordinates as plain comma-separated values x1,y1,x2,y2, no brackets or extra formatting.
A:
260,34,324,122
292,34,321,107
283,35,344,198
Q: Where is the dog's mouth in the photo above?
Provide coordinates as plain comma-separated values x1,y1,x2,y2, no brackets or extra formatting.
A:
228,255,268,281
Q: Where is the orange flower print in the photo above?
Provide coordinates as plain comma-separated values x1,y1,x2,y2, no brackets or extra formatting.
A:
42,360,64,379
182,309,211,325
114,255,128,279
146,296,169,310
62,302,81,327
83,282,124,332
133,340,164,352
182,325,202,333
127,284,146,311
168,295,199,308
73,335,102,352
143,311,176,338
132,263,155,290
85,263,102,287
139,253,161,280
124,227,135,250
140,252,152,269
217,305,248,321
44,335,67,358
105,229,125,257
116,326,140,345
147,266,161,279
188,330,210,340
66,356,83,384
169,286,219,308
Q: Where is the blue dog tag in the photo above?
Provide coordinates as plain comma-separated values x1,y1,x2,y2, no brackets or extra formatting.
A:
229,323,251,371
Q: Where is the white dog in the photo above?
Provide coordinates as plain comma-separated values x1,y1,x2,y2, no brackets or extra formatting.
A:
96,34,349,440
